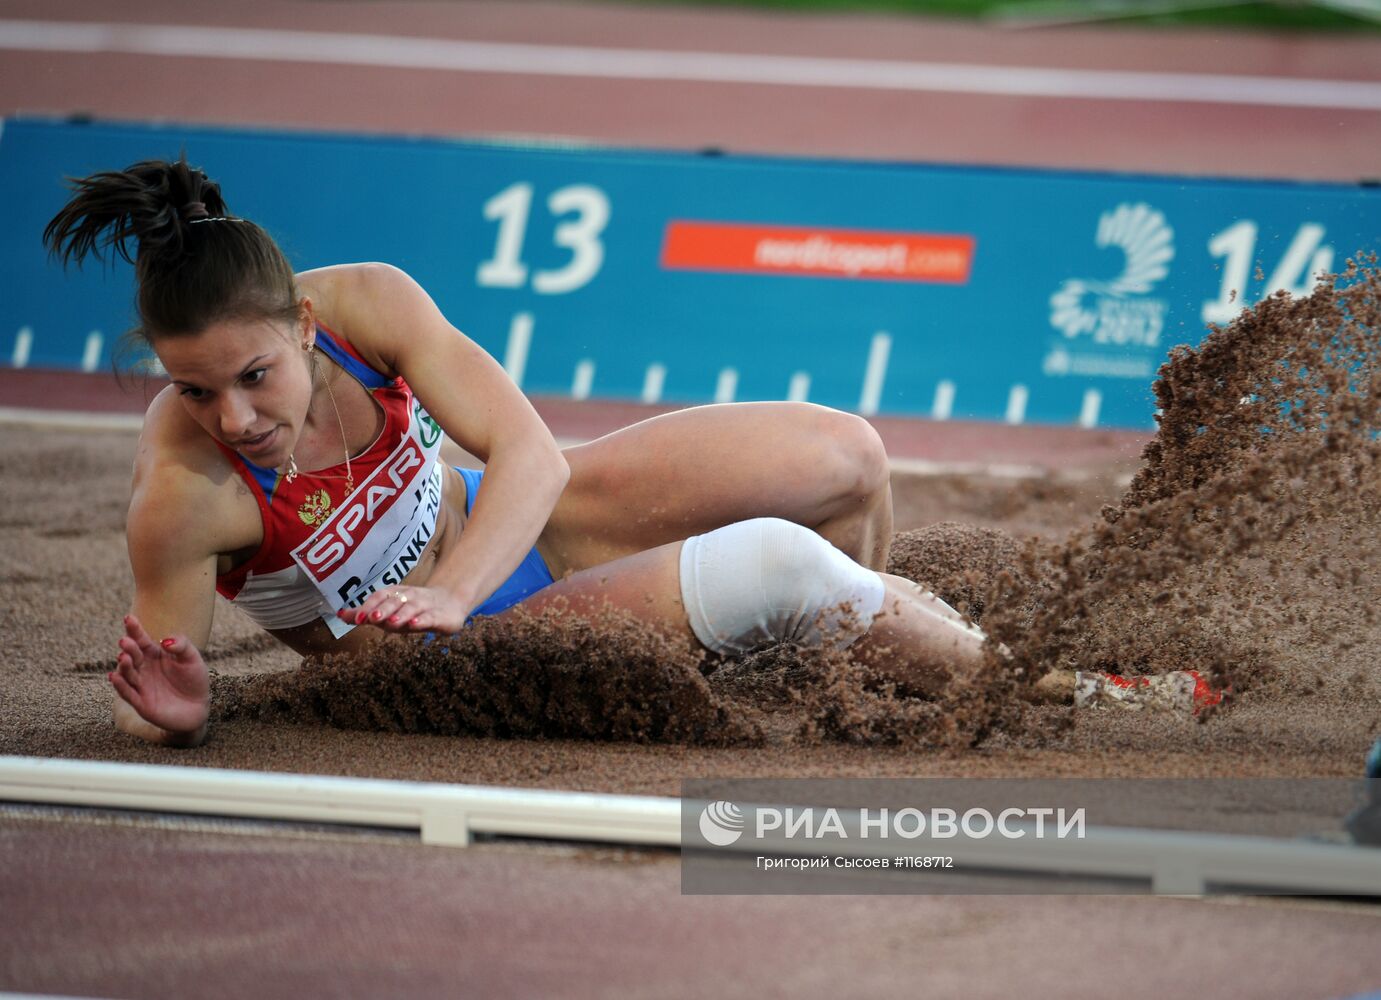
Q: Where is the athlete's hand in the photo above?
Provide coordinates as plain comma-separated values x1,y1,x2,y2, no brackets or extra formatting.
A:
338,586,472,635
109,615,211,736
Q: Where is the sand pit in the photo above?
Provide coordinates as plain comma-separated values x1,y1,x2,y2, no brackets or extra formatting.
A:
3,266,1380,792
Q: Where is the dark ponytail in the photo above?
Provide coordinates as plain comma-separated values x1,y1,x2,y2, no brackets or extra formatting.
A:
43,156,299,341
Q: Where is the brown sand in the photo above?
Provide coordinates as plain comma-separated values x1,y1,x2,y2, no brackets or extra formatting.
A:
3,266,1381,788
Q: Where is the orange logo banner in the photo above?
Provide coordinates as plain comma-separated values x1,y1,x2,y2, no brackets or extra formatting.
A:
661,221,975,284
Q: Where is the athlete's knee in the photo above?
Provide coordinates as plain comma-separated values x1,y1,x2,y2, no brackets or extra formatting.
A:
816,410,889,504
678,517,886,656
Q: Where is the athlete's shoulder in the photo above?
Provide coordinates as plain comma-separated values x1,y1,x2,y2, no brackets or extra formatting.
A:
299,261,424,325
298,260,412,291
299,262,444,375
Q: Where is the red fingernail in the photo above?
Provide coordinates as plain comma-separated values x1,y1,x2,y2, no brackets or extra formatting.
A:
388,615,400,625
408,618,421,628
160,638,175,649
373,611,385,622
356,612,366,624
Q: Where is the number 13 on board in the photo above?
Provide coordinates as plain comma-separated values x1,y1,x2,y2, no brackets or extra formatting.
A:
476,182,611,294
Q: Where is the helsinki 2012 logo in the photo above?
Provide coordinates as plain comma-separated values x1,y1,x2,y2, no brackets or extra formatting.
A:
698,800,745,846
1046,202,1174,374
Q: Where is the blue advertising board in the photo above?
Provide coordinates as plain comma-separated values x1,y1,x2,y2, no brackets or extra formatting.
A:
2,117,1376,429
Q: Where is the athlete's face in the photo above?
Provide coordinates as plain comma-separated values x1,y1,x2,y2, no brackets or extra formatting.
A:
156,308,316,468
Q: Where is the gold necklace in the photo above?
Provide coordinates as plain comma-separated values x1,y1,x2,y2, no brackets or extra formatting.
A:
282,353,355,495
322,359,356,495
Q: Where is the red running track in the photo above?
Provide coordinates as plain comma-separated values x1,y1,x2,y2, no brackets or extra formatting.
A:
0,0,1378,181
6,810,1381,1000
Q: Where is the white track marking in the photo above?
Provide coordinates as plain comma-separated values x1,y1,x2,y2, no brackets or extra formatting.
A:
0,406,144,430
890,455,1082,480
640,363,666,404
1,19,1378,110
931,379,956,421
10,327,32,368
1079,387,1103,428
571,359,595,400
713,367,738,404
1005,384,1029,425
80,330,103,373
858,332,891,417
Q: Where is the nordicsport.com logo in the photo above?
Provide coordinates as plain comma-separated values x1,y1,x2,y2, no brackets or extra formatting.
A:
660,221,976,284
699,800,746,846
694,802,1085,845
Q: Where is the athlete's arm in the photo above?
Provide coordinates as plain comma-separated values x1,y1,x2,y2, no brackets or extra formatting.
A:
109,402,226,745
318,263,569,632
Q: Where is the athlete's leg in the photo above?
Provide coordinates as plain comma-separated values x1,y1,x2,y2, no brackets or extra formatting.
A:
499,539,700,651
510,521,986,698
851,575,988,697
541,402,892,576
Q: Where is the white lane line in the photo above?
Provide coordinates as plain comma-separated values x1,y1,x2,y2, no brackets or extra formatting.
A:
0,406,144,430
1,19,1378,110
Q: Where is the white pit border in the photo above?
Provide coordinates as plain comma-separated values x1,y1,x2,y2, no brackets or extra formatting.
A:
3,756,1379,896
0,756,680,849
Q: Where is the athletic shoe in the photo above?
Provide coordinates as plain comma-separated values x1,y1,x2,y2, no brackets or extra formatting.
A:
1028,669,1225,714
1073,669,1225,714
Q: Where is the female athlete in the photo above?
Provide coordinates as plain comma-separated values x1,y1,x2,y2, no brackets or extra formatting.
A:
45,157,990,747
